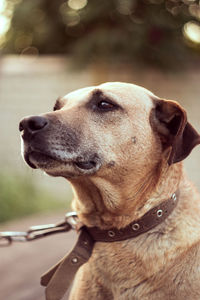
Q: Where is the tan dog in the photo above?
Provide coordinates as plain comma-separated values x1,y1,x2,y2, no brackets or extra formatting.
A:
19,82,200,300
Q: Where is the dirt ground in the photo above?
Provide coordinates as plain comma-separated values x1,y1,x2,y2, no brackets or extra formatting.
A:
0,212,76,300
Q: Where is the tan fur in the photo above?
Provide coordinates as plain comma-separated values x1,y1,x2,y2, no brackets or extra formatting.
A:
20,82,200,299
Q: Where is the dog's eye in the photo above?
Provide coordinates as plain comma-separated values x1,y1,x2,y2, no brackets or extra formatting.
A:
97,101,115,110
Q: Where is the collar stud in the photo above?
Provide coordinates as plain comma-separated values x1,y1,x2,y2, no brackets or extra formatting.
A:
132,223,140,231
108,230,115,237
157,209,163,217
71,257,78,264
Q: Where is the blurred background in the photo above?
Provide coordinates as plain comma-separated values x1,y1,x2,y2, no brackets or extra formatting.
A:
0,0,200,299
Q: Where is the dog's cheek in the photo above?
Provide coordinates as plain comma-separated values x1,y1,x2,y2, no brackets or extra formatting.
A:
121,127,162,177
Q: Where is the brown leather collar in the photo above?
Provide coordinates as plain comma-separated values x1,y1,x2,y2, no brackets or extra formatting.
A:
87,191,178,242
41,191,179,300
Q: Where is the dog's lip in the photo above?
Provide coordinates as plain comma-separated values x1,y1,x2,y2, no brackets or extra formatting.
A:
26,150,71,169
74,160,98,170
25,150,101,172
24,152,37,169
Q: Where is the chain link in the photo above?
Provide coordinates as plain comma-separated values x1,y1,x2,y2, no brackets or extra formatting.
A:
0,212,78,247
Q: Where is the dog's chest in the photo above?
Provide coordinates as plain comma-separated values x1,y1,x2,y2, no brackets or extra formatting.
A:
90,240,157,287
89,239,200,299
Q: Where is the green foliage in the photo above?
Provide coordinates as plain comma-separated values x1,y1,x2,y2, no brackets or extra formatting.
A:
2,0,200,69
0,173,71,223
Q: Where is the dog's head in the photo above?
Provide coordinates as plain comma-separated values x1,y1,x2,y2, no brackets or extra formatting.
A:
19,82,200,183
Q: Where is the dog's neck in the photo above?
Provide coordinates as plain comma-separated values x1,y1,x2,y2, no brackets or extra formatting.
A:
69,162,183,230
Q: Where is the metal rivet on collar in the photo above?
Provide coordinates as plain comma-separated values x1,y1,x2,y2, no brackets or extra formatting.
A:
71,257,78,264
157,209,163,218
132,223,140,231
172,193,176,202
108,230,115,237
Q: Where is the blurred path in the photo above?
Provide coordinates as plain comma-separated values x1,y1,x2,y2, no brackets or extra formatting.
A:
0,212,76,300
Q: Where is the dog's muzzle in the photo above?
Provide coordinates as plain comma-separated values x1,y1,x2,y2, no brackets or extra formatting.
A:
19,115,102,174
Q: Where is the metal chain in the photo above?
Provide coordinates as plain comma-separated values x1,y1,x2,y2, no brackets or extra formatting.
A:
0,212,78,247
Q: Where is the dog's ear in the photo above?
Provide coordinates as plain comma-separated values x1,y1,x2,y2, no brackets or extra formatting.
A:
153,99,200,165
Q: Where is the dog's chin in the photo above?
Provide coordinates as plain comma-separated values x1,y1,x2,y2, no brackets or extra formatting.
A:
24,151,102,178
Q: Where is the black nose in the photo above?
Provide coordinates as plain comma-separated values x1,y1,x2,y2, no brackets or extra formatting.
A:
19,116,48,133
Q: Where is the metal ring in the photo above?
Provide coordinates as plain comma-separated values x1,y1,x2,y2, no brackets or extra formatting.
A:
108,230,115,237
132,223,140,231
65,211,79,229
157,209,163,217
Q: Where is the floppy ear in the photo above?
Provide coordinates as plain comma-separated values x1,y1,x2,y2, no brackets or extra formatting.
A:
153,99,200,165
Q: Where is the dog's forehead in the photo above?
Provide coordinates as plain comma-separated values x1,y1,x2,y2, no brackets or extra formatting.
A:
99,82,155,107
62,86,95,105
62,82,155,109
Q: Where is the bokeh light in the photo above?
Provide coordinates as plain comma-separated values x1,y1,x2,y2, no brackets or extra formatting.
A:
117,0,134,15
0,0,22,47
60,2,81,27
68,0,87,10
183,21,200,45
189,4,200,20
1,0,200,67
0,15,9,36
0,0,6,14
21,46,39,55
0,0,10,40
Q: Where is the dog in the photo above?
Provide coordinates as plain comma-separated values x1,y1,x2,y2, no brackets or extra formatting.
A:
19,82,200,300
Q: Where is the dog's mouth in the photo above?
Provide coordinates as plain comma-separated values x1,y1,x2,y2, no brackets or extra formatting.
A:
24,150,101,175
75,160,97,170
25,151,62,170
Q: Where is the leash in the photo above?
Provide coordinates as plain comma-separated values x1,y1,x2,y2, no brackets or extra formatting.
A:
0,191,179,300
41,227,94,300
0,212,78,246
